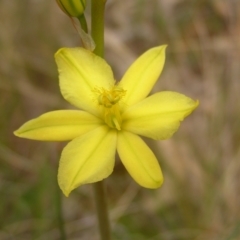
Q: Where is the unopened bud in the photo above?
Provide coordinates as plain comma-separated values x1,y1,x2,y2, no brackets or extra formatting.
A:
56,0,86,18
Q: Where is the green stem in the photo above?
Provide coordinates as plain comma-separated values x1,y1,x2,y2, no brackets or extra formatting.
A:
91,2,111,238
91,0,106,57
93,181,111,240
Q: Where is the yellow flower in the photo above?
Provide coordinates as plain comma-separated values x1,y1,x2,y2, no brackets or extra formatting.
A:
14,46,198,197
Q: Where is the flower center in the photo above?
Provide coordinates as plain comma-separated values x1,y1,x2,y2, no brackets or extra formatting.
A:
94,85,126,130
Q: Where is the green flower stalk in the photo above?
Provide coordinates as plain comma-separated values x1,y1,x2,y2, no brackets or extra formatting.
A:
14,45,198,197
56,0,86,18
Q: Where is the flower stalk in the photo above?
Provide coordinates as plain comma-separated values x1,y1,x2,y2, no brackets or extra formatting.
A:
91,1,112,239
93,182,111,240
91,0,106,57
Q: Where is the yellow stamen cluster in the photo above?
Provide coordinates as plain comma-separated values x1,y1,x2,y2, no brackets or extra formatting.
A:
94,85,126,130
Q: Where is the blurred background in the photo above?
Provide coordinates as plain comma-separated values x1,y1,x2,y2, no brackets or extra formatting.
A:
1,0,240,239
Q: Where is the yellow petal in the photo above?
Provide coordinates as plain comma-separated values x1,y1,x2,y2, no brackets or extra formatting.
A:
14,110,103,141
122,91,199,140
55,48,115,116
117,131,163,188
58,126,117,196
119,45,167,107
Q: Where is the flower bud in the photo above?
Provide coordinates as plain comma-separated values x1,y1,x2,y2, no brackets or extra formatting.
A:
56,0,86,18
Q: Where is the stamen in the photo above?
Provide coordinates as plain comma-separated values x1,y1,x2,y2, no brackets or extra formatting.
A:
112,117,121,130
93,85,126,130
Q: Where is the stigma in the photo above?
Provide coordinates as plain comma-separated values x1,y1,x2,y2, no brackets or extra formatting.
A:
94,85,126,130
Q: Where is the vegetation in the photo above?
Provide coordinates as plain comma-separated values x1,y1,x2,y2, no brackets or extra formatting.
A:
1,0,239,239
